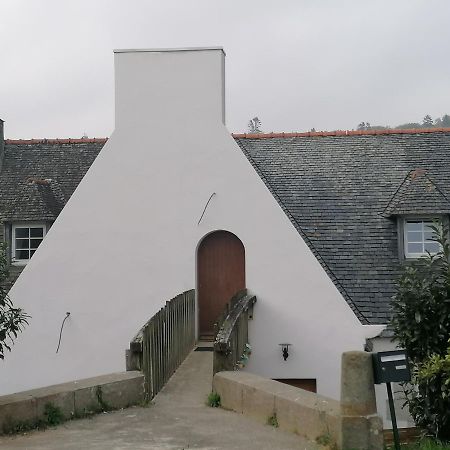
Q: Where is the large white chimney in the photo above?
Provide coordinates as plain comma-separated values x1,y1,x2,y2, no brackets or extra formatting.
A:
114,47,226,130
1,47,232,395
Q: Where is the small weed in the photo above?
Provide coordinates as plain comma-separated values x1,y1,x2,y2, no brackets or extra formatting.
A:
139,398,152,408
267,413,279,428
316,433,332,446
43,403,64,426
2,416,46,435
95,386,112,412
207,392,221,407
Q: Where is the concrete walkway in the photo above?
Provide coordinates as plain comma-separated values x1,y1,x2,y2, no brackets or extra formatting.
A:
0,351,317,449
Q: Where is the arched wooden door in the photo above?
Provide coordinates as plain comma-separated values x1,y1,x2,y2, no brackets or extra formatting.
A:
197,231,245,338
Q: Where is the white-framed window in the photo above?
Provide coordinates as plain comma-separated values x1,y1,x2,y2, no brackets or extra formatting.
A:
12,223,46,264
404,219,440,259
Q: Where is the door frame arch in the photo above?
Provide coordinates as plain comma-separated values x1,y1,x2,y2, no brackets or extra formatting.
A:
195,229,246,340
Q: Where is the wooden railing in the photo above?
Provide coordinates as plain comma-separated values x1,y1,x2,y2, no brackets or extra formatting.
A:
213,290,248,339
213,290,257,374
127,289,195,400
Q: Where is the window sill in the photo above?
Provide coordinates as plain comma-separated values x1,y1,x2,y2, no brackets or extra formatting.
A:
11,261,29,267
405,251,439,260
401,258,430,268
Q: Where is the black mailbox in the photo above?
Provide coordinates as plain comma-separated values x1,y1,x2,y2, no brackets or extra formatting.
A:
372,350,411,384
373,349,411,450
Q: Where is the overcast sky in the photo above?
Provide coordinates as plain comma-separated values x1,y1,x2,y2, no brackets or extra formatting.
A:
1,0,449,138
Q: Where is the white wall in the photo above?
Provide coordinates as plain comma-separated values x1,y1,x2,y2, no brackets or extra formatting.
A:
1,48,383,399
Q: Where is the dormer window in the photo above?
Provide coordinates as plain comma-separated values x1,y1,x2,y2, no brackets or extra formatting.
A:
404,219,440,259
12,223,46,264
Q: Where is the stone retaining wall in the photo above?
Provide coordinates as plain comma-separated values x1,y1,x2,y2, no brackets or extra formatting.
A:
213,351,384,450
0,371,144,433
214,371,341,444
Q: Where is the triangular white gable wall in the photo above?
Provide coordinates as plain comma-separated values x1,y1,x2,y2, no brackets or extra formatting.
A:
2,49,383,397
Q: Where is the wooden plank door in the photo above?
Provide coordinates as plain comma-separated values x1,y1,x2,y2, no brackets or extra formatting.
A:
197,231,245,338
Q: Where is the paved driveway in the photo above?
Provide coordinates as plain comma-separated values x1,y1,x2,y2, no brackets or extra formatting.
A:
0,351,316,449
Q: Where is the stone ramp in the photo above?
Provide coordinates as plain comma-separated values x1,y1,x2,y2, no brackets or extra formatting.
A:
0,350,317,449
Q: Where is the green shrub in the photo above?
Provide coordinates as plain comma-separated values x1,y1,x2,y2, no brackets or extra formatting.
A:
0,242,29,359
405,346,450,440
391,223,450,440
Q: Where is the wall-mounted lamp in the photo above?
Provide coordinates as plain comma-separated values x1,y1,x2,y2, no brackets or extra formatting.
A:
279,343,291,361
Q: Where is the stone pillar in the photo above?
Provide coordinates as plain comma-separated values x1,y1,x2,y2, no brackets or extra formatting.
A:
340,351,383,450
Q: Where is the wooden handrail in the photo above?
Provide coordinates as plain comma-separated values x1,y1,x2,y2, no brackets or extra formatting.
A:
213,289,248,338
213,290,256,374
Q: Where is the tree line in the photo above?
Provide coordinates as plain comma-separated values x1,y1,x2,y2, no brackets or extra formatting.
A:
248,114,450,134
357,114,450,131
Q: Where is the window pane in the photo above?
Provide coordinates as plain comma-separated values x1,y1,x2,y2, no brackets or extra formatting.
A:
406,222,422,232
15,239,29,250
15,228,29,238
30,250,36,257
408,243,423,254
424,242,440,253
15,249,29,260
30,227,44,238
407,231,422,242
30,239,43,249
424,231,436,241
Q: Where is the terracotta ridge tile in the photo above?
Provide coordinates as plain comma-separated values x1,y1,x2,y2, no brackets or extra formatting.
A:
5,128,450,144
5,138,109,145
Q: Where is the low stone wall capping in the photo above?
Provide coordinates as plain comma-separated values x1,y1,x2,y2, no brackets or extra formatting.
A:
213,351,383,450
0,371,144,433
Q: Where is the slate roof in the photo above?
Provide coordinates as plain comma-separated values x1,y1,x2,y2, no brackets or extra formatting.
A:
3,130,450,325
4,178,66,221
235,129,450,325
0,139,105,222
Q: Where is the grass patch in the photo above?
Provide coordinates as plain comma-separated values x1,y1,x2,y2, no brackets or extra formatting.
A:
386,438,450,450
2,403,64,435
2,385,126,436
2,417,46,435
139,398,152,408
207,392,221,408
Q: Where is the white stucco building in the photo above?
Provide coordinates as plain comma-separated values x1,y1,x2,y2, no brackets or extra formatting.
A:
3,47,449,428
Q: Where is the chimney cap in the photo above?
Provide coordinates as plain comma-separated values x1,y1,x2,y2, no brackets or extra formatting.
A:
114,46,225,55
